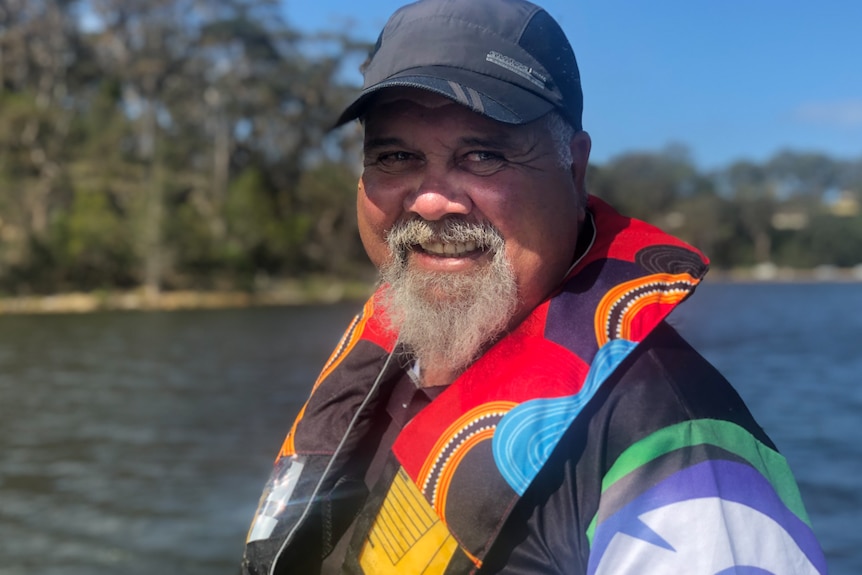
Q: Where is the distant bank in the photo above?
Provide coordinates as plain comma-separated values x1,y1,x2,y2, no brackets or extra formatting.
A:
0,278,374,315
1,266,860,315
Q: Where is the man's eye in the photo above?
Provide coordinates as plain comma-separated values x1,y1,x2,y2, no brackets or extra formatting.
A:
377,151,415,166
466,151,501,162
364,150,421,172
461,151,506,174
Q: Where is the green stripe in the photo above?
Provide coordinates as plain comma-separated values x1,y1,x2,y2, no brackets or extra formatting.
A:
586,418,810,544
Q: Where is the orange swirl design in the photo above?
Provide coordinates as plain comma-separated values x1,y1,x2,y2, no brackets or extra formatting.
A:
415,401,517,526
278,298,374,458
594,273,698,347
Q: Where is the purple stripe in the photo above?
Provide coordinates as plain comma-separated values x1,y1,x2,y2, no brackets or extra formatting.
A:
590,460,826,573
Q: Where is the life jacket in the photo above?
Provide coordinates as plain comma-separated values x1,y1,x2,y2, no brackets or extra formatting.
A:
243,196,710,574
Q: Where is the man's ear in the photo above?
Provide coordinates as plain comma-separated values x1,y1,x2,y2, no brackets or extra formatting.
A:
569,131,591,186
570,131,592,218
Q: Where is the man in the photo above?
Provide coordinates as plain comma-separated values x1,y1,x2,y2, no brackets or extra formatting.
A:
242,0,827,573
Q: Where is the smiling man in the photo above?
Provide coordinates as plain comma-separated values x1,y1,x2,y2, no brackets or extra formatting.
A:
363,89,590,387
241,1,826,574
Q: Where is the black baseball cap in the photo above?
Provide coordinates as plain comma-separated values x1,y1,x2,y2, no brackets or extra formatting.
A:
333,0,583,130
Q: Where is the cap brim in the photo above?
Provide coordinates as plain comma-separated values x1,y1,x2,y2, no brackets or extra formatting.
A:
333,66,556,129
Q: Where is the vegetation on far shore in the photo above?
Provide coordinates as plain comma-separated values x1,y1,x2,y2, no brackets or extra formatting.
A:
2,1,861,315
0,276,375,315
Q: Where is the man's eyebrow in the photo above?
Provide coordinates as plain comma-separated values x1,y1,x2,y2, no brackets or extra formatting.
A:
363,137,406,151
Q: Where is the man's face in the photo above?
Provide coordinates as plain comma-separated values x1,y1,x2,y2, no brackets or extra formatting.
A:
359,89,588,370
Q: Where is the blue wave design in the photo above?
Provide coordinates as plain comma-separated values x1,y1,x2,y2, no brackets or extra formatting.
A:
493,339,638,494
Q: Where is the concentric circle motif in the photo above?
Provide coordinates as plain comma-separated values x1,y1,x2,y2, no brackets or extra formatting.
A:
635,245,707,277
417,402,516,520
595,273,698,347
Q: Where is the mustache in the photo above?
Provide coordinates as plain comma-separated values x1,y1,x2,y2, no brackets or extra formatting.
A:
385,218,505,259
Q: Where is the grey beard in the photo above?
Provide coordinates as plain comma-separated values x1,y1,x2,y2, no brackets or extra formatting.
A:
379,218,518,378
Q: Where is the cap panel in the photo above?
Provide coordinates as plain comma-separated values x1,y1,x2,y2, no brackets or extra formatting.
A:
518,9,583,129
364,17,564,106
382,0,542,46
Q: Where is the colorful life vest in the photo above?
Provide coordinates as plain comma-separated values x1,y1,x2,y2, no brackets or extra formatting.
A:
242,196,824,575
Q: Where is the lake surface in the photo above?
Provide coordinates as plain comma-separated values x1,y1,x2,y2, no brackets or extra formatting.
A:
0,283,859,574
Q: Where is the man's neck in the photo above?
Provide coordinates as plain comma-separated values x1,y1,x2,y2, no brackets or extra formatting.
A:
419,365,459,388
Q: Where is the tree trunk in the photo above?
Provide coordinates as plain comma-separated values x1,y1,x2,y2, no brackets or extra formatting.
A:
141,100,163,300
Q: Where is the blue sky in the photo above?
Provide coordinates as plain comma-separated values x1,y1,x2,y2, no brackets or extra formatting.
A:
284,0,861,170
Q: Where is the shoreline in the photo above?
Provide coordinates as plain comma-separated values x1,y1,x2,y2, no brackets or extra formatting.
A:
1,266,860,315
0,278,375,315
708,264,862,284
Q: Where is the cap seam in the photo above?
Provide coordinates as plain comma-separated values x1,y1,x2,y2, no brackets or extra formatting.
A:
515,6,544,42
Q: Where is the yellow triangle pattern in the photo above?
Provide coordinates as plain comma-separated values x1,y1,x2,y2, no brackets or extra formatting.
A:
359,468,459,574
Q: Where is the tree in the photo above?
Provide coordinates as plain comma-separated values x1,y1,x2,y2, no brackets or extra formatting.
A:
718,161,777,264
588,145,701,226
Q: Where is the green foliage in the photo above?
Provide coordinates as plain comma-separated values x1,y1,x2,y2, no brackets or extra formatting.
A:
224,167,304,277
0,0,374,294
794,213,862,268
589,146,704,225
591,147,862,270
294,160,366,275
0,0,860,297
53,189,137,289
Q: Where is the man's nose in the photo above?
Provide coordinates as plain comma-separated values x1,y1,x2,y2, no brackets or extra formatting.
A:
403,172,472,221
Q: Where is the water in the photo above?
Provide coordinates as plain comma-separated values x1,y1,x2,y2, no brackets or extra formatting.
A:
671,282,862,574
0,304,358,575
0,284,859,574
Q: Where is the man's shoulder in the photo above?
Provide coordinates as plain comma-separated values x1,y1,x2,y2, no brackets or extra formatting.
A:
581,321,776,459
615,322,725,388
